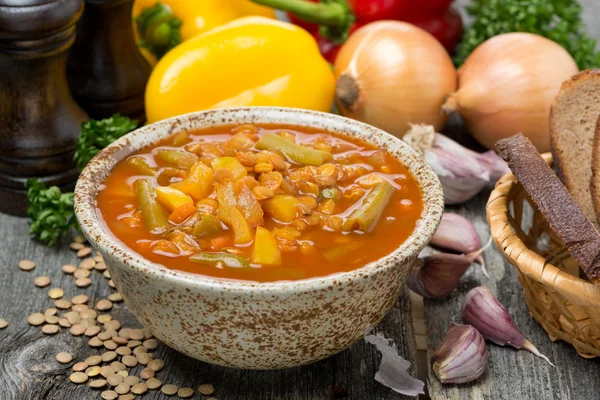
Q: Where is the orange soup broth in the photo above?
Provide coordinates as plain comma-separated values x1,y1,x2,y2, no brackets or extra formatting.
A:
96,125,424,282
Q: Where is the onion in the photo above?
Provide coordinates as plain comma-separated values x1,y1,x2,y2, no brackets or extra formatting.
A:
334,21,457,138
442,33,579,152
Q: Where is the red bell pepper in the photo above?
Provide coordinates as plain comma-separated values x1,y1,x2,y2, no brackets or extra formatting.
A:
256,0,462,62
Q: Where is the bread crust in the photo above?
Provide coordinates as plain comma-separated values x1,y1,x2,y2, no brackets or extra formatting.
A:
497,133,600,284
549,69,600,225
590,115,600,223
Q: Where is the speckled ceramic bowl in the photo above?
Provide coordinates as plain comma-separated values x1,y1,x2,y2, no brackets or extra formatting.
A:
74,107,443,369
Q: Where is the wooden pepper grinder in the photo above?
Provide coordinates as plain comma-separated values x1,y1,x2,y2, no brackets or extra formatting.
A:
0,0,87,216
67,0,151,121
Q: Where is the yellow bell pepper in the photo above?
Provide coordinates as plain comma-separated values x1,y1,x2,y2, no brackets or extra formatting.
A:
252,227,281,265
132,0,275,65
216,182,253,244
145,17,335,123
155,186,193,212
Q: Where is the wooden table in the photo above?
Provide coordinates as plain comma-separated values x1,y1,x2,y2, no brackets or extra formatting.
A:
2,1,600,399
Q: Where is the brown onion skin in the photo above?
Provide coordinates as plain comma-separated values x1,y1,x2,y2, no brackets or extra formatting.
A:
334,21,457,138
444,33,578,152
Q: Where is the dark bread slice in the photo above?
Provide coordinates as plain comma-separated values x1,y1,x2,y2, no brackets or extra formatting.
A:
550,70,600,226
496,133,600,284
590,115,600,223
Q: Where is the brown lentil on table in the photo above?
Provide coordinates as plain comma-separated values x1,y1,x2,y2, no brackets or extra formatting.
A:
76,247,92,258
47,287,64,299
56,352,73,364
0,318,7,329
18,259,35,271
33,276,51,287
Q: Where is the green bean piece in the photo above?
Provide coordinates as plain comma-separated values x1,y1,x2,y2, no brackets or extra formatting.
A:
133,179,169,234
192,214,222,238
127,156,157,176
190,252,250,268
155,149,198,168
342,181,394,232
256,133,332,166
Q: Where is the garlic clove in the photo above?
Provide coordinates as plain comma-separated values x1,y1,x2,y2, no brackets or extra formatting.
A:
431,213,482,263
461,286,553,366
478,150,510,181
432,322,488,384
407,248,485,298
403,124,508,205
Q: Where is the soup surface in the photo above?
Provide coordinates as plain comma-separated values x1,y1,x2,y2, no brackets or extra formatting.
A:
96,124,423,282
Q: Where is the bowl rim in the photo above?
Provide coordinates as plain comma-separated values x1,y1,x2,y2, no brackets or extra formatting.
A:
74,107,444,293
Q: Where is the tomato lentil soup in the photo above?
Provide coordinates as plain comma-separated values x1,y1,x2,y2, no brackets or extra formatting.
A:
96,124,423,282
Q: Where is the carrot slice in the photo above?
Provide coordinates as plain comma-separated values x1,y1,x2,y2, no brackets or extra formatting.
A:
168,203,197,224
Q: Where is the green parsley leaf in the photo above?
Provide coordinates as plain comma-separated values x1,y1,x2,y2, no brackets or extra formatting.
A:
26,178,77,246
455,0,600,69
74,114,138,171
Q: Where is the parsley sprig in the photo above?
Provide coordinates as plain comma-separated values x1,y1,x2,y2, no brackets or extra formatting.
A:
455,0,600,69
27,114,137,245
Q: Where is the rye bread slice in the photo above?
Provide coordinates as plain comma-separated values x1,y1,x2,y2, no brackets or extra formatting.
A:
550,69,600,226
496,133,600,285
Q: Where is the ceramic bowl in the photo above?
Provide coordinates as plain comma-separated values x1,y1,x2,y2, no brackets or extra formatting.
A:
74,107,443,369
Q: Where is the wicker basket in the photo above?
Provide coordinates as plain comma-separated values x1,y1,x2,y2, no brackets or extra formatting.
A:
487,153,600,358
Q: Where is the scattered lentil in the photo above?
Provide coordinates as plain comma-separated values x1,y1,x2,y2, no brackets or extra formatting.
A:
65,312,81,326
104,339,118,350
119,395,134,400
121,355,137,367
108,279,115,288
142,328,153,339
148,359,164,372
116,370,129,378
107,320,121,331
100,366,115,378
18,260,35,271
131,382,148,395
86,366,101,377
55,299,71,309
126,340,141,348
70,242,85,251
116,346,131,356
101,352,117,363
56,352,73,364
48,288,64,299
42,324,59,335
107,374,124,386
115,382,130,395
72,304,89,312
72,361,88,372
61,264,77,274
85,326,101,337
110,361,126,372
27,313,45,326
74,269,90,279
143,339,158,350
0,319,7,329
140,367,154,380
89,379,107,389
113,336,128,345
89,337,103,347
70,324,86,336
77,247,92,258
103,270,111,279
132,346,147,355
71,294,88,304
80,258,96,270
136,352,153,365
98,331,115,341
34,276,51,287
146,378,162,390
70,372,89,384
101,390,118,400
97,314,112,324
95,262,107,271
124,376,139,386
96,299,113,311
75,277,92,287
73,234,86,243
198,383,215,395
179,387,194,398
127,328,143,340
45,315,59,324
86,355,102,366
58,318,71,328
161,384,179,396
108,292,122,302
44,308,58,317
118,328,130,339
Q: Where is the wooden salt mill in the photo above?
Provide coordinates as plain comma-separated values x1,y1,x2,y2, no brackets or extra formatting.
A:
0,0,87,216
67,0,151,121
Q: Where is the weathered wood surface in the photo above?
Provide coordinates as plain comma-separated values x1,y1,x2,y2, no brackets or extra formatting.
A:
426,2,600,396
0,211,416,400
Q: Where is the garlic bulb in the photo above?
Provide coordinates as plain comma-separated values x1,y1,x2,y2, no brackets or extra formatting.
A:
443,33,579,152
431,323,488,384
462,286,553,366
334,21,457,138
403,124,509,204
